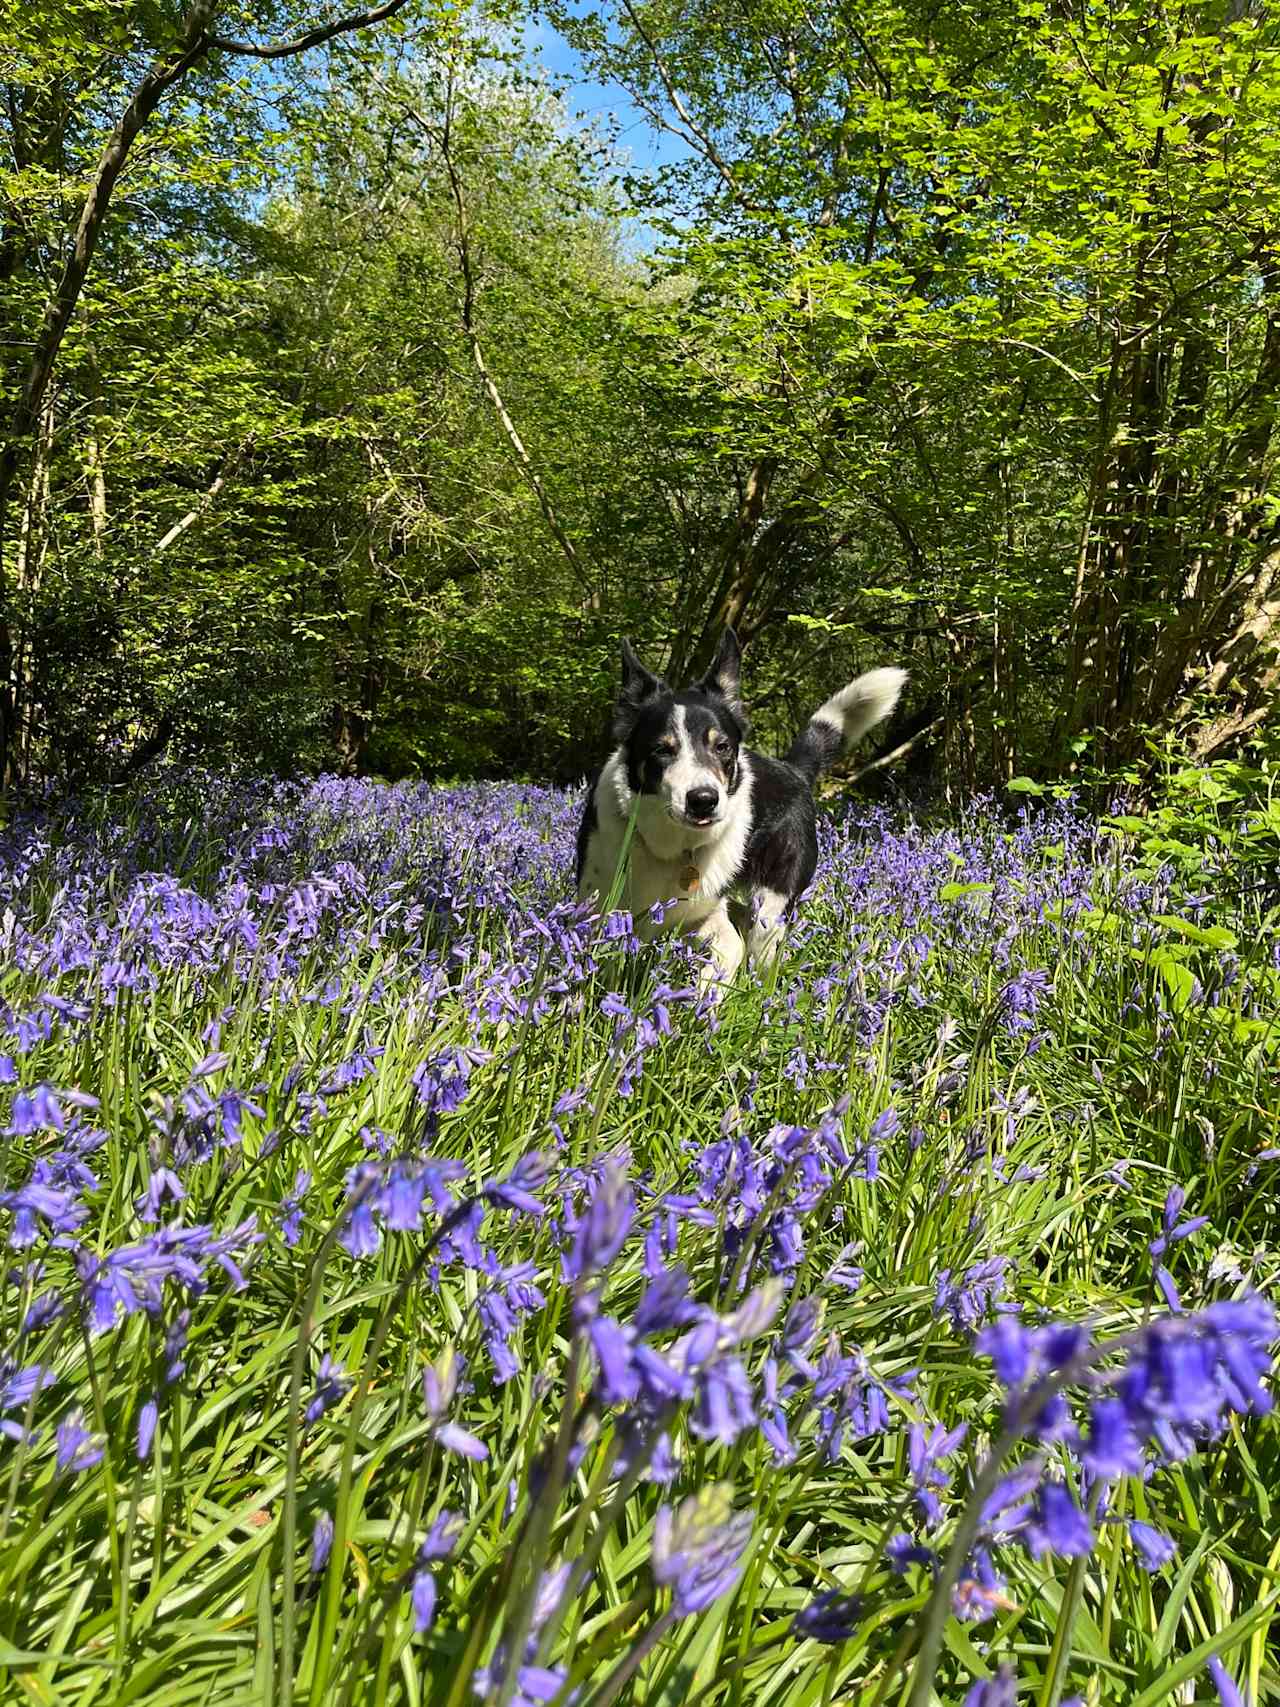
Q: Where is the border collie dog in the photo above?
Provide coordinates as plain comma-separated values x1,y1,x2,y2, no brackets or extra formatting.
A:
576,629,905,982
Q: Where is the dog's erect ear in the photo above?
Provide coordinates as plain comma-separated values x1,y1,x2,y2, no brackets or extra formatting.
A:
613,638,667,742
620,638,664,702
697,628,744,717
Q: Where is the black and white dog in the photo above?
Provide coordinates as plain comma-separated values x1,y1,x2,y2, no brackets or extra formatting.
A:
576,629,905,982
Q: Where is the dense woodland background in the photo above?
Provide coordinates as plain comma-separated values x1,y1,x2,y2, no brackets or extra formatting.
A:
3,0,1279,793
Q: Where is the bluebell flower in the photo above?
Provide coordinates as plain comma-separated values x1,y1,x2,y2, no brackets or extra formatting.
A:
588,1313,639,1405
885,1532,934,1575
137,1167,185,1223
162,1311,190,1385
380,1162,429,1232
137,1397,159,1461
305,1355,351,1426
7,1084,66,1136
1207,1654,1248,1707
485,1151,550,1218
792,1588,863,1644
566,1161,633,1282
279,1171,310,1247
478,1288,520,1383
0,1360,55,1414
1149,1186,1208,1261
338,1166,382,1259
1000,968,1051,1034
908,1422,967,1527
435,1421,489,1461
1127,1519,1176,1571
953,1546,1014,1621
191,1050,231,1079
422,1346,462,1418
1082,1398,1145,1480
651,1485,752,1615
635,1265,699,1335
470,1663,568,1706
55,1409,104,1475
311,1513,334,1573
963,1662,1018,1707
691,1355,755,1445
22,1290,64,1335
1026,1481,1093,1559
411,1569,437,1633
780,1295,825,1376
420,1510,463,1560
935,1258,1010,1332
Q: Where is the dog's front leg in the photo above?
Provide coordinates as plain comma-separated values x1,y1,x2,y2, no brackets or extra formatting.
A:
746,887,790,968
693,902,744,990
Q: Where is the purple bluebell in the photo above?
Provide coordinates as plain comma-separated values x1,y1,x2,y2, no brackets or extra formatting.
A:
337,1165,383,1259
137,1397,159,1461
1082,1398,1145,1480
908,1422,967,1527
1000,967,1051,1034
477,1288,520,1384
792,1588,863,1644
311,1512,334,1573
953,1547,1013,1621
137,1167,185,1223
0,1361,55,1415
55,1409,104,1474
691,1355,755,1445
434,1421,489,1461
635,1264,699,1335
7,1084,66,1136
1025,1481,1093,1559
1127,1519,1176,1570
963,1663,1017,1707
485,1151,550,1218
305,1355,350,1426
411,1569,437,1633
279,1171,310,1247
885,1532,934,1575
421,1509,463,1560
567,1161,633,1282
935,1258,1010,1332
652,1485,753,1616
1150,1185,1209,1262
1207,1655,1248,1707
22,1290,64,1335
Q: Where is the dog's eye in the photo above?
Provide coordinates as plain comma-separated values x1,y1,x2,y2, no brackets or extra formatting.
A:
654,742,677,758
712,736,732,756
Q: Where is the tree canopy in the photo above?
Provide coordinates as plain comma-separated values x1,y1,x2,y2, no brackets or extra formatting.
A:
2,0,1278,788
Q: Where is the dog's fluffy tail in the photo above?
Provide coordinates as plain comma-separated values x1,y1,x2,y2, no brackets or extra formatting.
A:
784,667,907,783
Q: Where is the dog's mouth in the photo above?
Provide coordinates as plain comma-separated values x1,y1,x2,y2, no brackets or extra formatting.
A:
675,807,720,830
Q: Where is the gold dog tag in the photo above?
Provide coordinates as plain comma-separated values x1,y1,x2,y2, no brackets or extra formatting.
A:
681,862,701,892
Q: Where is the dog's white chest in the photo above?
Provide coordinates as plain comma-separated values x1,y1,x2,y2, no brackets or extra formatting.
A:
578,752,752,934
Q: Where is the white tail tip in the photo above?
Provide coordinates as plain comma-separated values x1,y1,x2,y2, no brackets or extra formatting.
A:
813,667,907,745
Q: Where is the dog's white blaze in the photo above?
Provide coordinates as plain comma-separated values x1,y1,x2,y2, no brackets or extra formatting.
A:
660,705,723,821
811,667,908,745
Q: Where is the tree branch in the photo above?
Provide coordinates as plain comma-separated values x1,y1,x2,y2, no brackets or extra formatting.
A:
204,0,416,61
403,99,592,596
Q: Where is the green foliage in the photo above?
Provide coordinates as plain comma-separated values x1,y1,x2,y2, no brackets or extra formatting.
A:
2,0,1279,785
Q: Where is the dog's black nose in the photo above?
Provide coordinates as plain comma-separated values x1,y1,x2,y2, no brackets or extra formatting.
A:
686,787,719,821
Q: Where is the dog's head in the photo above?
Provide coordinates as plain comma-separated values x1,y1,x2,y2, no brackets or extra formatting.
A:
612,629,747,835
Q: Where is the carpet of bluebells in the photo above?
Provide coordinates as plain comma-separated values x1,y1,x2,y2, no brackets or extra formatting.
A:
2,771,1279,1707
